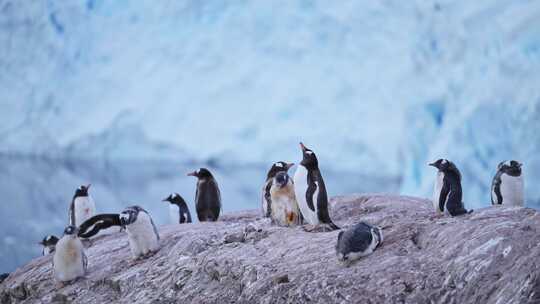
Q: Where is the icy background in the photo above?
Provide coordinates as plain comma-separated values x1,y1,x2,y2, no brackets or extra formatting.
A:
1,1,540,272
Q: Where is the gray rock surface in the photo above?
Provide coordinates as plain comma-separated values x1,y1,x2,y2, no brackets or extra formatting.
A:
1,194,539,304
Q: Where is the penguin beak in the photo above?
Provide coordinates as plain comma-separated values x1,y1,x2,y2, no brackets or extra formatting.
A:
162,197,169,202
428,162,436,167
299,142,307,151
286,162,294,170
86,184,91,190
187,171,197,177
518,162,523,168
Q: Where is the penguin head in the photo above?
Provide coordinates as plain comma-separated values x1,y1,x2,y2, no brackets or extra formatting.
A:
119,206,144,226
335,231,350,263
299,142,318,168
274,171,290,188
187,168,214,180
39,235,59,246
162,193,186,205
63,225,79,236
429,159,461,180
74,184,91,198
266,161,294,180
498,160,522,176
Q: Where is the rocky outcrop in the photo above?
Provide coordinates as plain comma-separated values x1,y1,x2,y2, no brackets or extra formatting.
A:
1,194,539,304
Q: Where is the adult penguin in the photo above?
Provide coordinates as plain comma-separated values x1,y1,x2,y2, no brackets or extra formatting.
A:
188,168,221,222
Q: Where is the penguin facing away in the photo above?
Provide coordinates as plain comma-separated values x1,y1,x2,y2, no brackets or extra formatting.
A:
187,168,221,222
39,235,59,255
69,184,96,227
119,206,160,259
270,171,302,227
53,226,87,283
293,142,339,231
491,160,524,206
429,159,471,216
77,213,122,239
162,193,192,224
336,222,383,265
262,161,295,218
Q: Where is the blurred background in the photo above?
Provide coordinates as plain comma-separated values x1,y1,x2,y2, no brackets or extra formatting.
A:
1,1,539,273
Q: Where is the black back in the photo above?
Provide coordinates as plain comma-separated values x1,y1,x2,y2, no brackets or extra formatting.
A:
190,168,221,222
78,213,122,238
336,222,374,255
164,193,193,224
300,143,338,230
430,159,469,216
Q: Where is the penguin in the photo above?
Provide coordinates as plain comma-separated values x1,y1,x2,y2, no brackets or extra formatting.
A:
261,161,294,218
39,235,59,255
77,213,122,239
187,168,221,222
53,225,87,283
162,193,192,224
0,273,9,284
491,160,524,206
293,142,339,231
269,171,302,227
69,184,96,227
119,206,160,259
335,222,383,265
429,159,471,216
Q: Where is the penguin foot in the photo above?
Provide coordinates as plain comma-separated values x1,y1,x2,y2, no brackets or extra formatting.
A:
302,224,336,233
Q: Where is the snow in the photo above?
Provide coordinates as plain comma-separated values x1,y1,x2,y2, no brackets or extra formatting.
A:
0,1,539,207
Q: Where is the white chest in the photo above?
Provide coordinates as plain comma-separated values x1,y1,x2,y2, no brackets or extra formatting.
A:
432,172,445,213
53,237,85,281
270,184,300,226
126,212,159,258
293,166,319,224
500,174,524,206
169,204,179,224
74,196,96,226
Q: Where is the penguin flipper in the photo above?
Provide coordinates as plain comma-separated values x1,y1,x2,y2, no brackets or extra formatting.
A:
439,178,450,213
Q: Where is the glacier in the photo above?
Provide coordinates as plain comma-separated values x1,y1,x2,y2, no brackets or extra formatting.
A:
1,0,540,208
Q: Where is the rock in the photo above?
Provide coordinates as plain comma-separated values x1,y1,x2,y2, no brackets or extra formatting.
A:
1,194,540,303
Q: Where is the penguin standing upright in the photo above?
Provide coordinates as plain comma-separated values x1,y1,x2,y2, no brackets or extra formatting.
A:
293,143,339,231
261,161,294,218
187,168,221,222
39,235,59,255
69,184,96,227
269,171,301,227
119,206,160,259
335,222,383,265
162,193,192,224
429,159,471,216
491,160,524,206
53,226,87,283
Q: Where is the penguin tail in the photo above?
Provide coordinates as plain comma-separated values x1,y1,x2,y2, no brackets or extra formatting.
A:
328,221,340,231
467,209,474,214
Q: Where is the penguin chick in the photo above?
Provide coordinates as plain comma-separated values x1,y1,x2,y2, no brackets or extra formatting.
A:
53,226,87,283
119,206,160,260
335,222,383,266
162,193,192,224
39,235,59,255
262,161,295,218
270,171,301,227
188,168,221,222
491,160,524,206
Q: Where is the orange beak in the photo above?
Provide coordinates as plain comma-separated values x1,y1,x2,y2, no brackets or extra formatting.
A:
299,142,307,151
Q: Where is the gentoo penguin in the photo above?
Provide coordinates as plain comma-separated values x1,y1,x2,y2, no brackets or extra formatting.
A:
261,161,294,218
336,222,383,265
39,235,59,255
187,168,221,222
162,193,192,224
77,213,122,239
491,160,524,206
119,206,160,259
293,142,339,231
69,184,96,227
429,159,471,216
53,226,87,283
269,171,302,227
0,273,9,284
